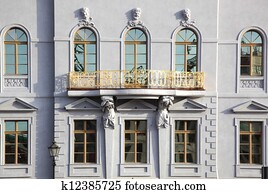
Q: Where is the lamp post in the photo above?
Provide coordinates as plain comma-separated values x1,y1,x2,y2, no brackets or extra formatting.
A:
48,141,61,179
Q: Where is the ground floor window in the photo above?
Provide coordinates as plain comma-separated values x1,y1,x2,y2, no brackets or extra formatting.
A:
240,121,262,164
5,120,28,164
124,120,147,163
174,120,197,163
74,120,97,163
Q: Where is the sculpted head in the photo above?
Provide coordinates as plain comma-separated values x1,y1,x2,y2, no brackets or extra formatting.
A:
183,8,191,21
81,7,90,20
133,8,141,20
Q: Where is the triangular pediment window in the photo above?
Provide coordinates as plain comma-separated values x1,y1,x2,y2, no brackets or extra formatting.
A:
0,98,37,112
117,100,156,111
233,100,268,113
170,98,206,112
65,98,100,111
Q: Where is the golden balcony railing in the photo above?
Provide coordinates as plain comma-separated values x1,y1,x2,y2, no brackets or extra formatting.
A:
68,70,204,90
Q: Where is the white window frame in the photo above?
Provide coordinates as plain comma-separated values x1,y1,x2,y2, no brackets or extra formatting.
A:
119,114,153,177
170,117,202,177
68,115,102,177
234,118,267,178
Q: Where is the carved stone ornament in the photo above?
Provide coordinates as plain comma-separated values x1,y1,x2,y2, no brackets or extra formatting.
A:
240,80,263,88
78,7,95,27
156,96,174,128
127,8,145,28
101,96,115,129
4,78,28,87
180,8,195,27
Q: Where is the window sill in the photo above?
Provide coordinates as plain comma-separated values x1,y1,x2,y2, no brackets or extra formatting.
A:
170,164,201,177
69,163,101,177
0,164,32,178
235,164,262,178
120,163,152,177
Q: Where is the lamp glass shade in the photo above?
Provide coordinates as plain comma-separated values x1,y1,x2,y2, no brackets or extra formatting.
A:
48,141,60,157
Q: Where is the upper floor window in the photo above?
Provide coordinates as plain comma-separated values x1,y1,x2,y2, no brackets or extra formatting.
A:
74,120,97,163
125,28,147,72
241,30,263,76
74,28,96,72
4,28,28,75
174,120,197,163
5,120,28,164
240,121,262,164
175,29,197,72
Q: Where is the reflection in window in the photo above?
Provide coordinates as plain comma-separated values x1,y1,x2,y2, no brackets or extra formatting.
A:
5,120,28,164
74,28,96,72
4,28,28,75
240,121,262,164
74,120,97,163
175,29,197,72
125,120,147,163
174,120,197,163
241,31,263,76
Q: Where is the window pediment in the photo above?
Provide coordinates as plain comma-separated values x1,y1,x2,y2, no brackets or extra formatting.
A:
0,98,37,112
233,100,268,113
117,100,156,111
65,98,100,111
169,98,206,112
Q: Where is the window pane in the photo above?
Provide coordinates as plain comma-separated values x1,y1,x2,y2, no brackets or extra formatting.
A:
18,154,28,164
252,31,262,43
241,67,250,75
252,145,261,154
5,54,15,64
137,152,147,163
5,121,15,131
240,145,249,153
137,120,146,131
86,153,96,163
18,64,28,74
252,135,261,143
187,153,195,163
75,134,84,142
74,154,84,163
125,133,135,142
125,120,135,131
125,143,135,152
175,121,185,131
86,44,96,54
18,45,27,54
74,144,84,152
175,144,184,152
16,29,27,41
175,64,185,71
240,122,249,132
240,135,249,143
18,144,28,153
176,45,185,54
240,154,249,163
252,122,262,132
125,153,135,162
176,55,184,66
5,44,15,54
75,121,84,130
86,54,96,63
125,45,134,54
17,121,28,131
175,134,184,142
125,55,134,64
188,133,196,143
86,133,96,142
137,45,146,54
87,120,96,131
5,134,15,143
5,145,15,153
86,143,96,152
5,29,16,41
5,155,15,164
175,153,184,163
18,134,28,144
252,154,262,164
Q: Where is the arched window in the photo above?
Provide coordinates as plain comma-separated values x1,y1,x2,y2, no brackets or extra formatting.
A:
241,30,263,76
4,28,28,75
125,28,147,71
74,28,96,72
175,29,197,72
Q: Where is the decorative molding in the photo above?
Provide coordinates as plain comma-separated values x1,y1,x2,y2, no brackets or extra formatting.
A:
127,8,145,29
0,98,37,112
232,100,268,113
78,7,95,27
4,78,28,87
180,8,195,27
156,96,174,128
240,79,263,89
117,99,156,111
65,98,101,111
101,96,115,129
170,98,207,112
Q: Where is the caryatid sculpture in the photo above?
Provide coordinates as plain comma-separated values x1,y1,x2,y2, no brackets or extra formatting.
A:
101,96,115,129
156,96,174,128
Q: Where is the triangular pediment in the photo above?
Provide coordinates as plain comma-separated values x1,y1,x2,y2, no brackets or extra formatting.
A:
233,101,268,113
170,98,207,112
65,98,101,111
117,100,156,111
0,98,37,112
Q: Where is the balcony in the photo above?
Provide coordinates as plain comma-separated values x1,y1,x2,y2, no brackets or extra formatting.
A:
68,70,205,97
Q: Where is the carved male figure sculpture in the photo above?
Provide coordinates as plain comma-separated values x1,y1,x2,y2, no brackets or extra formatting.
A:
101,96,115,129
128,7,144,27
81,7,90,21
180,8,195,27
156,96,174,128
79,7,94,27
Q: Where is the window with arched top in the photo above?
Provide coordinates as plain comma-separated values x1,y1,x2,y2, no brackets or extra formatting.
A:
241,30,263,76
74,28,96,72
4,28,28,75
125,28,147,72
175,29,198,72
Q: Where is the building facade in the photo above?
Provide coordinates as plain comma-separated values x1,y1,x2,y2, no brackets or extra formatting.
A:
0,0,267,178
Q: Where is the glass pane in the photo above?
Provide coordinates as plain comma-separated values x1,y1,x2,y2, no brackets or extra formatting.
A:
137,55,146,64
252,31,262,43
75,134,84,142
240,122,249,132
187,153,195,163
125,153,135,162
175,64,185,71
74,63,84,72
74,154,84,163
125,133,135,142
252,135,261,143
186,30,194,41
137,133,146,143
74,144,84,152
176,45,185,54
252,122,262,132
252,154,262,164
86,133,96,142
86,44,96,54
86,64,96,72
86,54,96,63
5,29,16,41
5,134,15,143
240,145,249,153
137,152,147,163
175,134,184,142
17,121,28,131
5,55,15,64
175,153,184,163
240,135,249,143
240,154,249,163
125,64,134,71
137,44,146,54
125,55,134,64
126,30,135,41
75,121,84,130
86,153,96,163
86,120,96,131
18,65,28,74
243,32,251,43
137,120,146,131
188,133,196,143
175,121,185,131
241,67,250,75
5,145,15,153
125,45,134,54
187,143,196,153
5,44,15,54
86,143,96,152
5,65,15,74
188,33,197,42
187,45,196,55
125,120,135,131
187,121,197,131
5,121,15,131
5,155,15,164
125,143,135,152
175,144,184,152
18,154,28,164
16,29,27,41
252,145,261,154
18,134,28,143
177,30,186,42
241,46,250,56
18,143,28,153
137,143,145,152
176,55,184,66
86,30,96,41
18,45,27,54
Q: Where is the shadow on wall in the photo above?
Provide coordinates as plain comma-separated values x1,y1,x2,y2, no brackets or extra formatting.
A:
55,74,68,95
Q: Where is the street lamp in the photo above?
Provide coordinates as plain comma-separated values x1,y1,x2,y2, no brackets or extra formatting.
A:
48,141,61,179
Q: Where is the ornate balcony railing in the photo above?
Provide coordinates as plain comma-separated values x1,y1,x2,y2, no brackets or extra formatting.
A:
68,70,204,90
